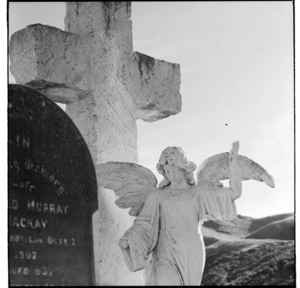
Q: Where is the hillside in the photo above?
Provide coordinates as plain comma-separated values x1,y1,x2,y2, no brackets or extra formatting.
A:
246,218,294,240
200,213,295,286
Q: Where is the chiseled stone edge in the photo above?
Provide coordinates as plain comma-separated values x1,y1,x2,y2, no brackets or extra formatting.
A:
10,24,182,123
130,52,182,122
25,79,92,104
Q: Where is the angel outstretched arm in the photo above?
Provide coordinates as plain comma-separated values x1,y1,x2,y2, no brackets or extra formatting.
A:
229,141,242,201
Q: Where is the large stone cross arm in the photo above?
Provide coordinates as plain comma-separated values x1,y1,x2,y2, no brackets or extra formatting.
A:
10,25,182,122
125,52,182,122
9,24,99,104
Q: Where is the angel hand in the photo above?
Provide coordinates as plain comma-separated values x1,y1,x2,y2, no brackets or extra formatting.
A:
119,238,129,249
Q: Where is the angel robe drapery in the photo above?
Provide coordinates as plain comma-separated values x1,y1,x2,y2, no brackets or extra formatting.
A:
119,184,238,285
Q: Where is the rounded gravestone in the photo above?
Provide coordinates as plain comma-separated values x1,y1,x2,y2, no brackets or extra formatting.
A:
8,84,98,286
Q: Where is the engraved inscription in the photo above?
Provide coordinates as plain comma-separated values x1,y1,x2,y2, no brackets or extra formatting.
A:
10,235,44,245
10,267,29,275
14,250,37,260
9,266,54,277
24,158,66,196
9,85,97,285
27,200,69,214
8,134,31,150
9,216,48,229
9,235,79,247
34,266,53,276
12,181,36,193
9,199,19,210
71,238,76,246
10,284,55,287
8,160,20,173
47,236,69,246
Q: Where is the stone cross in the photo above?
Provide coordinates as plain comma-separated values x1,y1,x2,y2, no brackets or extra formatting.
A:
9,2,182,285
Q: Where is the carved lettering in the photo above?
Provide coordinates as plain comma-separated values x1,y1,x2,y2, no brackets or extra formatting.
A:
14,250,37,260
24,158,33,171
35,266,53,276
12,181,36,193
47,236,68,246
27,200,68,214
22,136,30,150
15,134,30,150
53,179,60,186
56,205,63,214
10,267,29,275
10,234,43,244
9,234,79,247
24,158,67,196
9,216,48,229
9,83,97,286
15,135,20,147
10,284,55,287
71,238,76,246
20,218,27,228
34,164,40,173
49,204,55,213
41,219,47,228
9,160,20,173
10,216,20,228
63,205,69,214
41,167,49,178
56,186,66,196
9,199,19,210
43,204,49,213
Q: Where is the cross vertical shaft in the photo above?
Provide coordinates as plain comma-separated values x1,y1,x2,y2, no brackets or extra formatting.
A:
10,2,182,285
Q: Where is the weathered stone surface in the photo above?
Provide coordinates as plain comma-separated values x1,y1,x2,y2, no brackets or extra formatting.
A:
128,52,182,122
64,2,133,54
9,2,183,285
25,80,92,104
9,24,119,93
10,21,139,287
9,21,181,123
8,84,98,286
96,162,157,216
196,152,275,188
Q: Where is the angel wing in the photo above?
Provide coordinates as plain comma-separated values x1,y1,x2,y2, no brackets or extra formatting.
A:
96,162,158,216
196,152,275,188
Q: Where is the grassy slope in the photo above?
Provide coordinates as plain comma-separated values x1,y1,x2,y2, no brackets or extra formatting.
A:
246,218,295,240
200,213,295,286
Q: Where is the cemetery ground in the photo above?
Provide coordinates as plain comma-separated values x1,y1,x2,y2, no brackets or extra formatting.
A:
201,213,295,286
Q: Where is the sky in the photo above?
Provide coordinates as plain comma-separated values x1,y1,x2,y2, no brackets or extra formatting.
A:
7,2,294,219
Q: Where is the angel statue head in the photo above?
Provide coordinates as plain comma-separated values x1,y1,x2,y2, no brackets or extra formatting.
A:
156,146,197,188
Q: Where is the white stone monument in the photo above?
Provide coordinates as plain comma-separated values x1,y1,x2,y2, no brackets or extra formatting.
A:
96,142,275,285
9,2,182,285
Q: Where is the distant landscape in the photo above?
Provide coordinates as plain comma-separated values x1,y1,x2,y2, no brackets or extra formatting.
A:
201,213,295,286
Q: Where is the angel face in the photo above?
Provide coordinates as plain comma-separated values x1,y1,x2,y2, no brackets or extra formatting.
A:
157,147,197,175
163,164,187,185
157,147,197,188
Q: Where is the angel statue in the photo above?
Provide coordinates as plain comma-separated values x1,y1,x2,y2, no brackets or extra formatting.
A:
96,141,275,286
